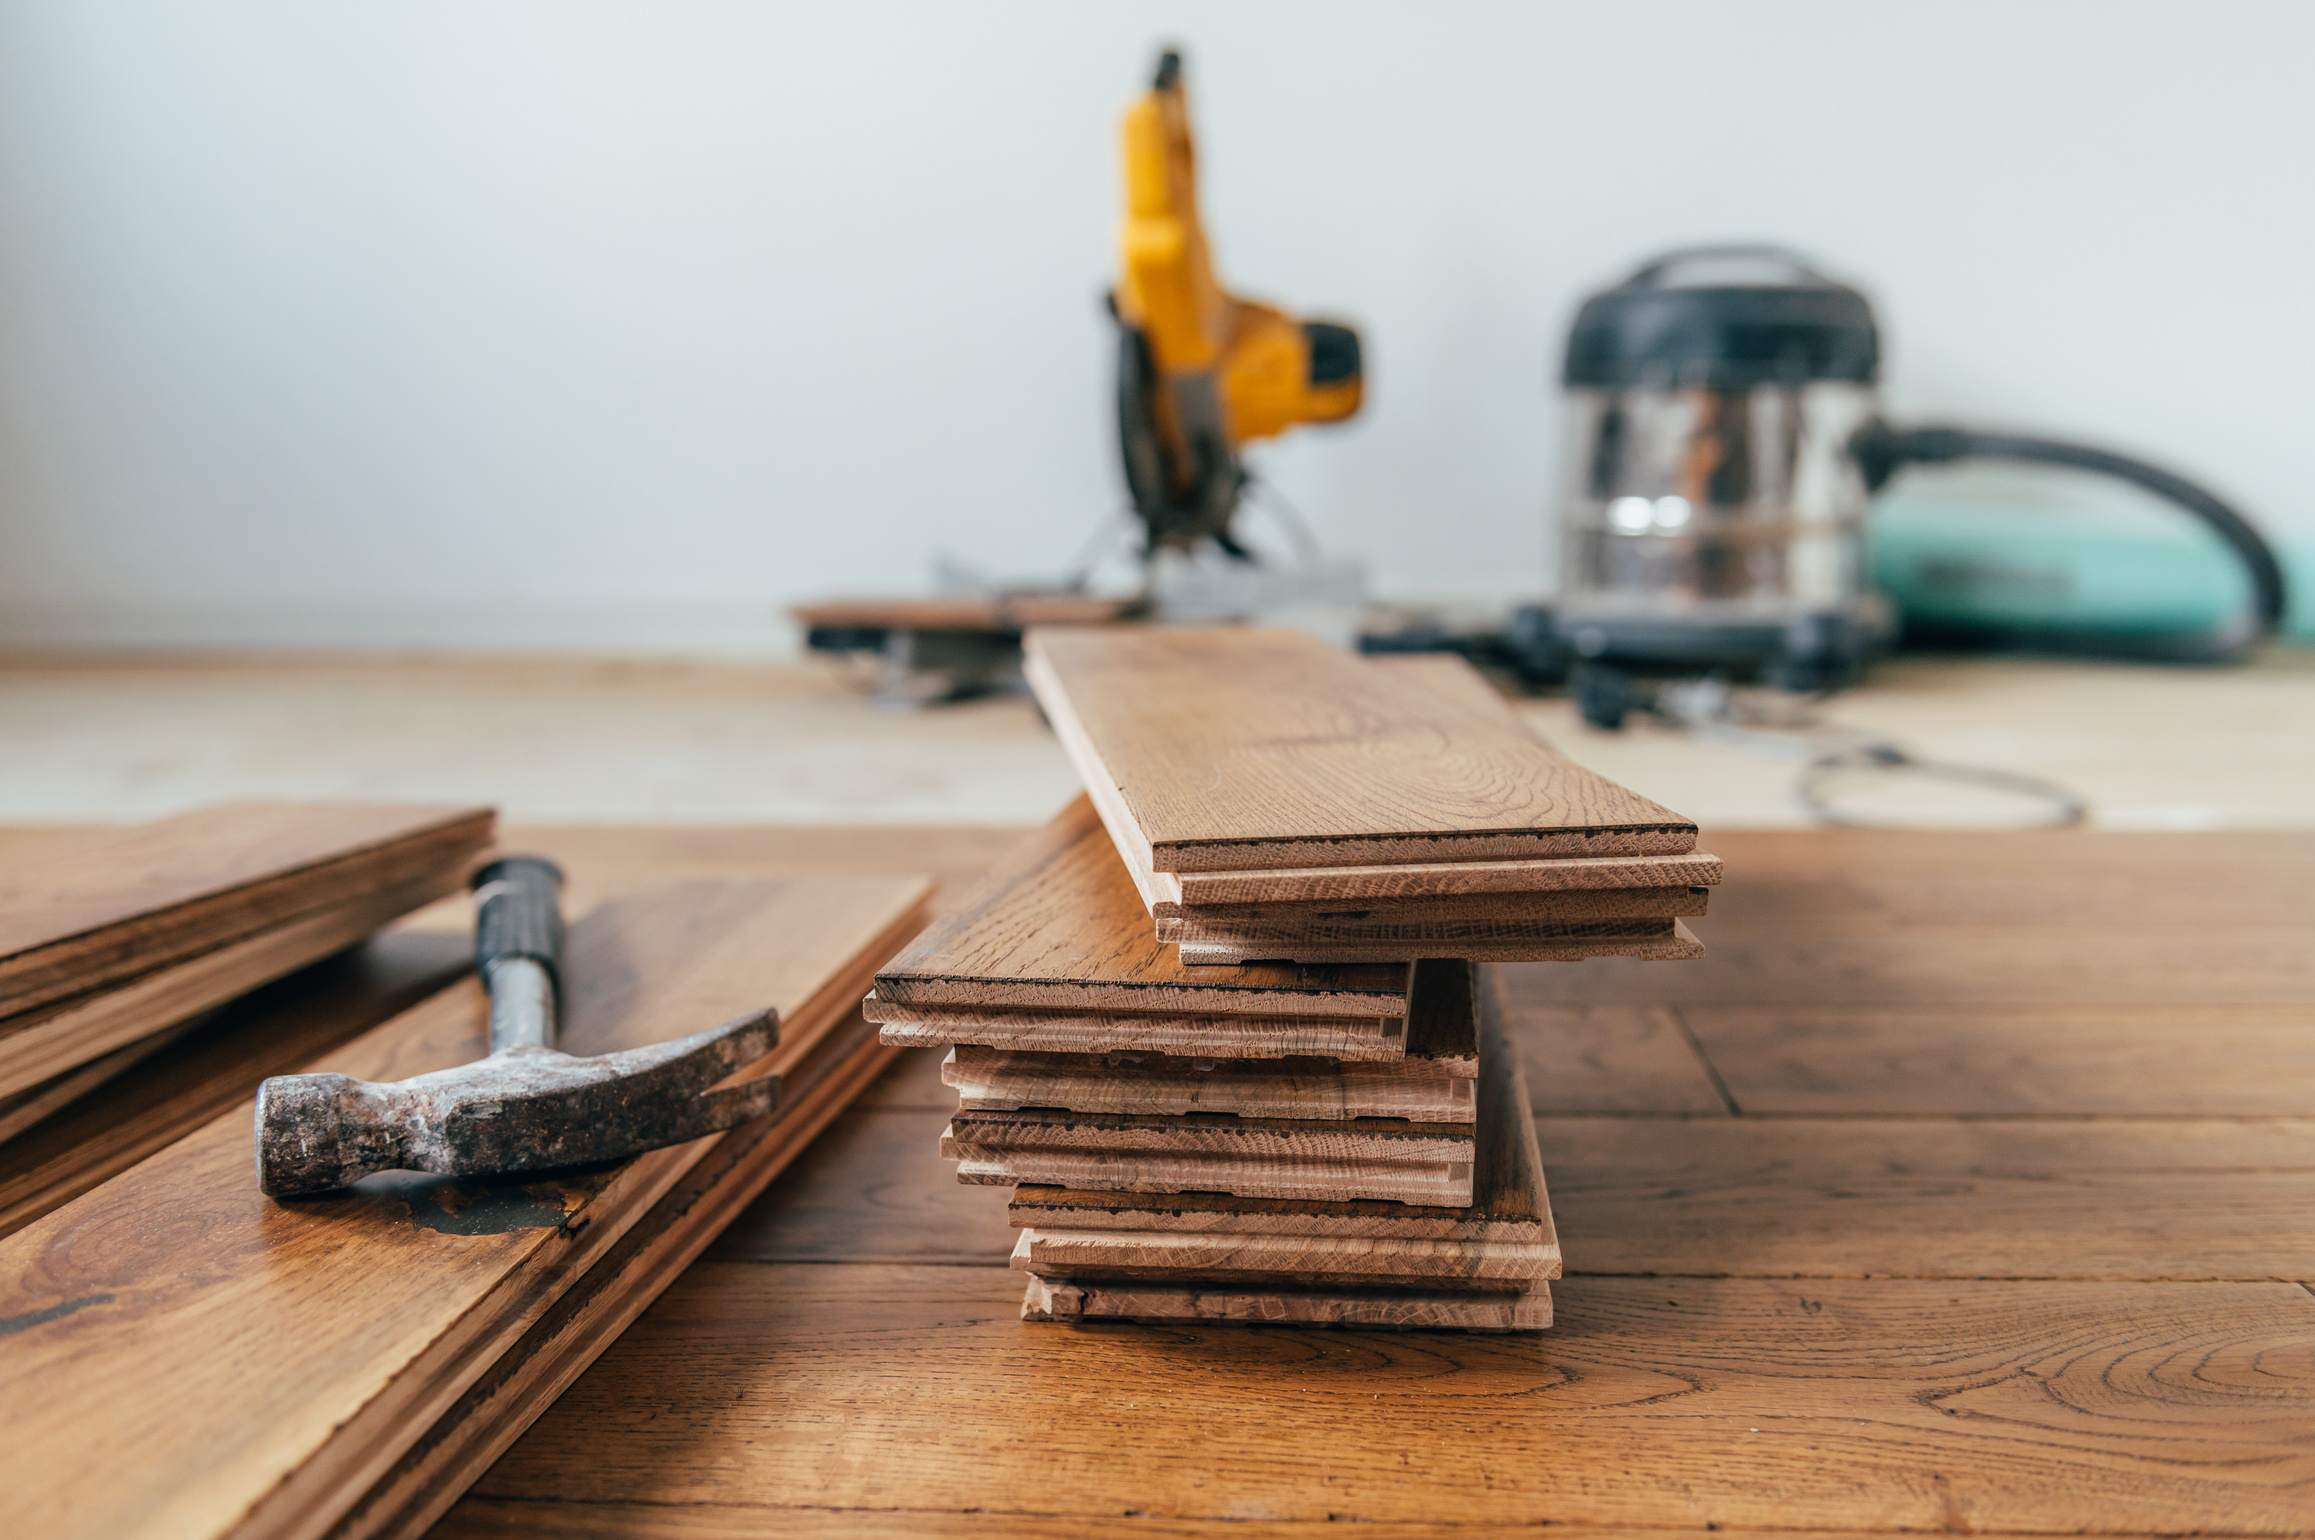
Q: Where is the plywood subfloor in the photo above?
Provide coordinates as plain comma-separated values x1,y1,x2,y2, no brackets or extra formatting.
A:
414,825,2315,1537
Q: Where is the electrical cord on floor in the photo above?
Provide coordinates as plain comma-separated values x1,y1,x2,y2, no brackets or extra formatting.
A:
1641,678,2087,829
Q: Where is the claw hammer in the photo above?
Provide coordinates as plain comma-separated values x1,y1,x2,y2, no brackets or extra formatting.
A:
255,856,779,1197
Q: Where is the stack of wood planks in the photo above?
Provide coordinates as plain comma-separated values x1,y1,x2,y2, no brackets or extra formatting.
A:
0,803,494,1228
1,861,935,1540
1024,628,1718,964
871,626,1714,1330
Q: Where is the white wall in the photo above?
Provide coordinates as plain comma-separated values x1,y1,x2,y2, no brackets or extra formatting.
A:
1,1,2308,654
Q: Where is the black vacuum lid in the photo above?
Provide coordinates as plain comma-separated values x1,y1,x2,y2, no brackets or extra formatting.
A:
1562,246,1879,390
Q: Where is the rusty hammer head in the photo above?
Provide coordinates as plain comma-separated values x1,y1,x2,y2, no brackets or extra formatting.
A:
254,856,779,1198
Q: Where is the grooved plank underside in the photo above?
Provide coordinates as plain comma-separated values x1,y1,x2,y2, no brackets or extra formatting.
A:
1025,626,1697,870
874,797,1410,1016
0,873,930,1540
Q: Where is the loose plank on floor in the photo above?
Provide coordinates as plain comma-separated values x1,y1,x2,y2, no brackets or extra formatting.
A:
1025,626,1696,871
454,1263,2315,1535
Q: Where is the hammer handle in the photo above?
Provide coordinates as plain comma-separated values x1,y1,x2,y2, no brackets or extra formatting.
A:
472,856,566,996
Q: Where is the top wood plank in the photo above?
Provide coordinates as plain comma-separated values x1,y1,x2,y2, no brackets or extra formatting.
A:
1024,627,1695,872
0,802,495,1016
874,797,1412,1018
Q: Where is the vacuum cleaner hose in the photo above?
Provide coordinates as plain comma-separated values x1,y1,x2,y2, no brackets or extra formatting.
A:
1852,420,2289,662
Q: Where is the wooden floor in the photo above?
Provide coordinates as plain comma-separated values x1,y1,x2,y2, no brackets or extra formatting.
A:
415,827,2311,1536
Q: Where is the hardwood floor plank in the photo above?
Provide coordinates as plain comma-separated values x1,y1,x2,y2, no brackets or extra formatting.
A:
459,1263,2315,1534
1501,930,2315,1007
705,1106,1013,1265
874,799,1412,1016
436,1502,1910,1538
1503,1003,1731,1115
1684,1005,2315,1116
0,803,492,1016
0,875,930,1540
1535,1115,2315,1279
1025,627,1696,870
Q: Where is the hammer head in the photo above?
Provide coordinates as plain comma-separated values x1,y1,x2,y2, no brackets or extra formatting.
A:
255,1013,777,1198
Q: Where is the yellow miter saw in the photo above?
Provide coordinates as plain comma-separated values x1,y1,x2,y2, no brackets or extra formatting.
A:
1111,49,1363,561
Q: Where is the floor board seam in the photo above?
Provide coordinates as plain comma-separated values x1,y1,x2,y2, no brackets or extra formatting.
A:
1666,1004,1742,1116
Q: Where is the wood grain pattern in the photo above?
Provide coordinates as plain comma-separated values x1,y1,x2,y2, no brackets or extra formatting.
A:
0,803,493,1016
1012,1227,1559,1290
456,1264,2315,1534
939,958,1478,1121
1537,1114,2315,1281
870,996,1411,1061
1507,1003,1732,1115
0,932,470,1239
874,798,1411,1016
1176,916,1703,966
1025,626,1696,870
1159,906,1699,954
947,1046,1474,1122
0,863,468,1099
332,1017,900,1540
415,826,2315,1539
1686,1004,2315,1116
1008,967,1544,1246
1159,884,1713,939
946,1107,1475,1206
1167,850,1725,908
0,874,929,1540
1021,1270,1554,1329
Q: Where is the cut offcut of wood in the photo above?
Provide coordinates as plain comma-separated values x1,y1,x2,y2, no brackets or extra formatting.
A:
0,803,493,1018
1024,625,1695,872
873,796,1410,1017
1020,1271,1552,1331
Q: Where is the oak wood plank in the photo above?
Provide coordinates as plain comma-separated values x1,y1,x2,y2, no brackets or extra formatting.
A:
1013,1228,1560,1291
1506,1003,1731,1115
1536,1114,2315,1280
0,861,468,1100
1499,928,2315,1007
939,958,1479,1121
874,798,1412,1016
0,874,930,1540
436,1507,1903,1539
1160,884,1712,938
1167,850,1725,908
946,1045,1476,1122
332,1018,901,1540
0,803,493,1016
1008,969,1546,1246
1021,1269,1554,1325
456,1264,2315,1534
1686,1004,2315,1116
705,1106,1016,1265
1177,917,1701,967
1025,627,1696,870
870,996,1411,1061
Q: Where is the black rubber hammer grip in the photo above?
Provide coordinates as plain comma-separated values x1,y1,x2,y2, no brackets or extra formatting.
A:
471,856,566,994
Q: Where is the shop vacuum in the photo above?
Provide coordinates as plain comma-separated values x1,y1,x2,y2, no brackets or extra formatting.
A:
1499,247,2289,728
